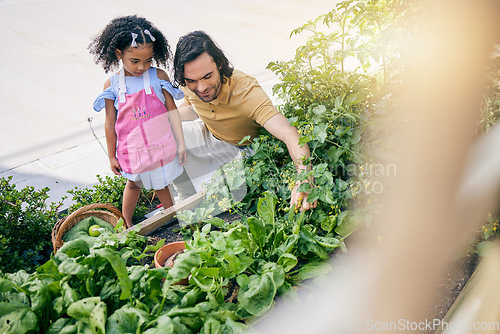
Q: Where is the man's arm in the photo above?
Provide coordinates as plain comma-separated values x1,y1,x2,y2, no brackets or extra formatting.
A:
263,113,317,211
177,101,199,121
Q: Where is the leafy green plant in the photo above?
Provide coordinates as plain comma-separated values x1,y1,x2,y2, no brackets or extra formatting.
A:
246,0,424,236
0,176,62,274
178,0,407,246
163,191,338,326
0,193,297,333
0,222,166,333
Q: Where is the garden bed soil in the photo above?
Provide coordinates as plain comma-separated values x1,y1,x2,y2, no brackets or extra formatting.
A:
147,211,242,245
146,211,478,330
425,252,478,332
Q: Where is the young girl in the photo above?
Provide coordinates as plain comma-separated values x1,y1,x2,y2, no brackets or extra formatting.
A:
89,15,187,228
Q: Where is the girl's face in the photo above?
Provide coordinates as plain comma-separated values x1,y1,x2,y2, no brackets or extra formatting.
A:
116,43,154,77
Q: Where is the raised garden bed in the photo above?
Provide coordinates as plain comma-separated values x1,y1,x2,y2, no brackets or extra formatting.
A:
141,192,480,331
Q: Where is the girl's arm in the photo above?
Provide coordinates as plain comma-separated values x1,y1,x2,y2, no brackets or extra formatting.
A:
158,69,187,166
167,107,187,166
103,79,122,175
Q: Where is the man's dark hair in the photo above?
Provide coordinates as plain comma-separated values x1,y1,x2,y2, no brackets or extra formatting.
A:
174,31,234,86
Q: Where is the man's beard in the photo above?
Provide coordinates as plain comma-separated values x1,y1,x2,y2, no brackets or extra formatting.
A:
195,80,221,102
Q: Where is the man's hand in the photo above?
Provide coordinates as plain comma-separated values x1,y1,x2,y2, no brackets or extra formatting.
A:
109,157,122,175
290,180,317,212
263,114,316,211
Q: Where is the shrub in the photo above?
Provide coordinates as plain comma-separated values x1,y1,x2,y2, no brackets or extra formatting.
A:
0,176,62,273
66,174,155,224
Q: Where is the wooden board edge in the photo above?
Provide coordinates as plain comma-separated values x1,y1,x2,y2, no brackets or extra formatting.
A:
125,190,207,236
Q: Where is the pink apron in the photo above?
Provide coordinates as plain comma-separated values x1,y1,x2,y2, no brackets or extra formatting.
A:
115,69,177,174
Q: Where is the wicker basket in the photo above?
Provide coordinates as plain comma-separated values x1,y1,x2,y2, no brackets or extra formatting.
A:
52,203,124,254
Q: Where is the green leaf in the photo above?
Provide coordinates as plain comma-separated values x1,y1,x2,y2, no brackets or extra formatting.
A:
296,261,333,281
106,305,148,334
202,317,222,333
336,210,348,227
0,301,28,317
46,318,77,334
298,136,311,146
56,238,90,258
26,278,50,312
297,182,312,193
90,301,107,334
199,267,220,278
143,238,165,254
67,297,101,322
142,315,190,334
335,210,361,238
91,248,133,300
224,317,249,333
321,215,337,234
292,211,306,235
237,273,276,316
277,253,298,272
305,187,321,203
201,223,212,235
322,189,337,205
0,278,13,293
247,217,266,249
53,282,80,316
298,228,329,260
180,287,202,308
351,130,361,144
327,146,342,164
210,232,227,251
289,83,301,94
316,129,328,143
336,179,349,191
238,135,252,146
114,218,125,232
312,104,327,115
168,251,202,282
257,191,277,226
275,234,300,256
0,308,38,334
314,236,341,249
58,260,89,279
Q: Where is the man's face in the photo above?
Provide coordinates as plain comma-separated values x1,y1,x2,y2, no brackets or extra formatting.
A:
183,52,222,102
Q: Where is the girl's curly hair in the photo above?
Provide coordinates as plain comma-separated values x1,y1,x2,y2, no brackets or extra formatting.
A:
88,15,171,73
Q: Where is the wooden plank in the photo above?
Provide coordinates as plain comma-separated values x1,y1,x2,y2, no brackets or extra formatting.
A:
126,190,207,236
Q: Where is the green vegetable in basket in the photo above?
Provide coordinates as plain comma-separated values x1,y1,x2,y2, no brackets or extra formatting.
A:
88,224,103,237
63,216,114,248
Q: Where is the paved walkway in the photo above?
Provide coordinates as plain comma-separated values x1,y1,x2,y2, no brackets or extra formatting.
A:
0,0,335,209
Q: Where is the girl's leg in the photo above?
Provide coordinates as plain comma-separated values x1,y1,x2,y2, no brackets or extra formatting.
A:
156,186,174,210
122,180,141,228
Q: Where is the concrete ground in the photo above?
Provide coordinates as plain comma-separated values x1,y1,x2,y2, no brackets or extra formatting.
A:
0,0,336,209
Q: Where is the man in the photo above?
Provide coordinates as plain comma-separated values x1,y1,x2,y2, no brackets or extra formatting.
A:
173,31,315,212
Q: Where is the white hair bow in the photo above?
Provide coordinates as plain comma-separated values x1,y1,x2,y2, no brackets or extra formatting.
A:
131,32,138,47
144,29,156,42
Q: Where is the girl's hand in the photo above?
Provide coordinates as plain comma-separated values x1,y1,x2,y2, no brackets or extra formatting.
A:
178,145,188,166
109,157,122,175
